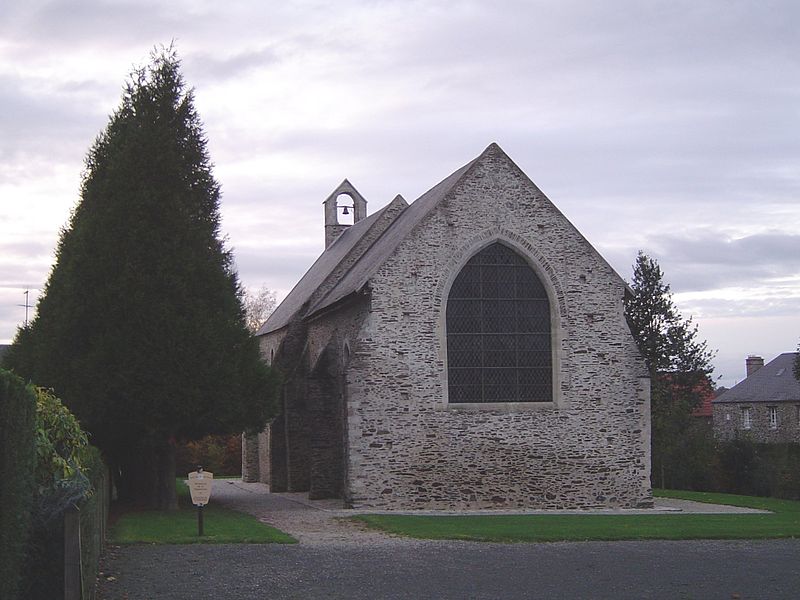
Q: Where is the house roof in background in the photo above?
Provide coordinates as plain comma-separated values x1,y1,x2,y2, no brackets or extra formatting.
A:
691,379,716,418
0,344,10,364
713,353,800,404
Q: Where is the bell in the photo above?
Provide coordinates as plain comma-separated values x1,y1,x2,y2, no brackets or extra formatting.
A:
342,206,350,215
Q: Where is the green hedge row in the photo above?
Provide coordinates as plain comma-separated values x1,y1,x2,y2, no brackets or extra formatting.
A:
0,369,108,599
0,368,37,600
716,440,800,500
657,422,800,500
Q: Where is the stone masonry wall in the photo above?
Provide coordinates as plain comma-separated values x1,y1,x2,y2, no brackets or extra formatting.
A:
304,299,370,500
244,329,286,486
241,433,260,482
247,197,407,489
257,324,312,491
714,403,800,443
343,148,652,509
256,297,370,495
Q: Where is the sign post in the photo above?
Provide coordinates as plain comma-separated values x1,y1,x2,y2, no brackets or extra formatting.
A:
187,467,213,536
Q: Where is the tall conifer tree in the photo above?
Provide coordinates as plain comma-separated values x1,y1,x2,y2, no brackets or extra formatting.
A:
5,47,277,509
625,252,715,489
794,341,800,382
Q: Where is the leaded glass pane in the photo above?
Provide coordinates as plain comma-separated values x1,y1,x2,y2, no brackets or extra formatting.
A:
446,242,552,403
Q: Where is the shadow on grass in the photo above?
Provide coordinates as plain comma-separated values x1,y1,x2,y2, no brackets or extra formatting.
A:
110,479,296,544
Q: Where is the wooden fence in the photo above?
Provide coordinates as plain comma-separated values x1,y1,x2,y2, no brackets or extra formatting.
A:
64,465,110,600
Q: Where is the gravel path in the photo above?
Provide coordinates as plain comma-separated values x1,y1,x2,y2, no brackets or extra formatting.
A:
96,481,793,599
205,480,767,546
97,538,800,599
207,480,404,546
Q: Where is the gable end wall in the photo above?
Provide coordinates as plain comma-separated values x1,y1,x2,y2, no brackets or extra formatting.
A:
344,151,651,509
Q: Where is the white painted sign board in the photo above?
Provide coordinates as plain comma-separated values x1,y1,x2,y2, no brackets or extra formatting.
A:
187,470,214,506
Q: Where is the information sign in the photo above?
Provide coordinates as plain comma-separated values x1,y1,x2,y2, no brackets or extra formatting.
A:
187,470,214,506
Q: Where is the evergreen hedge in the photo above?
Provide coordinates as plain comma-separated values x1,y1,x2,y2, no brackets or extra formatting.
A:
716,440,800,500
0,368,37,600
665,432,800,501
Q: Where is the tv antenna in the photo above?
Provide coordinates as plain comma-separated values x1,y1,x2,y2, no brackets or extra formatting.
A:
18,289,32,327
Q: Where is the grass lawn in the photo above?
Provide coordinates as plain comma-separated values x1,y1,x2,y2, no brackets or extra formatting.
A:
352,490,800,543
109,479,296,544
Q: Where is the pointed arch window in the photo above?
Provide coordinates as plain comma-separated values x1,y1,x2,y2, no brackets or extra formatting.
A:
446,242,552,403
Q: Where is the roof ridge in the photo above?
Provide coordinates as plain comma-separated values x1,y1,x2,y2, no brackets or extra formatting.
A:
258,197,399,335
305,147,494,316
713,352,800,404
307,194,409,316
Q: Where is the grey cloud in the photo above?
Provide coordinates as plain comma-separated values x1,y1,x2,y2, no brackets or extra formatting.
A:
0,263,50,292
231,247,319,293
0,75,107,178
310,2,800,209
658,232,800,268
1,1,182,51
1,0,798,378
0,240,53,258
184,47,280,84
644,231,800,292
681,294,800,320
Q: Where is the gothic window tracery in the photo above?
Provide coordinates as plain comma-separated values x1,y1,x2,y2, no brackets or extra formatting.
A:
446,242,552,403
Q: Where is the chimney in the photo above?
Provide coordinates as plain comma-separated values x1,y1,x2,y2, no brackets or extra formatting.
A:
746,355,764,377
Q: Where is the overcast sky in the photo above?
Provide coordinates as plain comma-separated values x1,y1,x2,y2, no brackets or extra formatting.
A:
1,0,798,387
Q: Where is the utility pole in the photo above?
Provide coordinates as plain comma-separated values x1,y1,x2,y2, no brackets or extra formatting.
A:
18,289,31,327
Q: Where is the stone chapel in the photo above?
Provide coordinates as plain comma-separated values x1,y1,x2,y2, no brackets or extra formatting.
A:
242,143,652,509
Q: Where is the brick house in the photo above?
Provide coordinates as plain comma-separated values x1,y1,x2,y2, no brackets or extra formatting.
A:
713,353,800,443
691,377,716,422
243,143,652,509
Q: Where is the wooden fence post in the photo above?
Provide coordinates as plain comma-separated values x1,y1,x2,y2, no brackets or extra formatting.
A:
64,504,81,600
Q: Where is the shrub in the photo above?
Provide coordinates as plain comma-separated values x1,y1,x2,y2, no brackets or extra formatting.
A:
34,387,90,488
716,437,758,494
176,433,242,477
658,420,718,491
0,368,37,600
22,387,94,599
752,444,800,500
711,439,800,500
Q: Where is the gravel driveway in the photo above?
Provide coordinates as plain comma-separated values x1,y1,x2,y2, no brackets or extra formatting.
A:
96,480,799,599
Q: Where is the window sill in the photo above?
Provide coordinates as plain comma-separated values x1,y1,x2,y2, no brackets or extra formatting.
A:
442,401,556,413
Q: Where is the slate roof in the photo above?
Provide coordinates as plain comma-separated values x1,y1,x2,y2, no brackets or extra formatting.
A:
259,142,631,336
257,147,482,336
714,353,800,404
257,200,400,335
306,151,481,316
